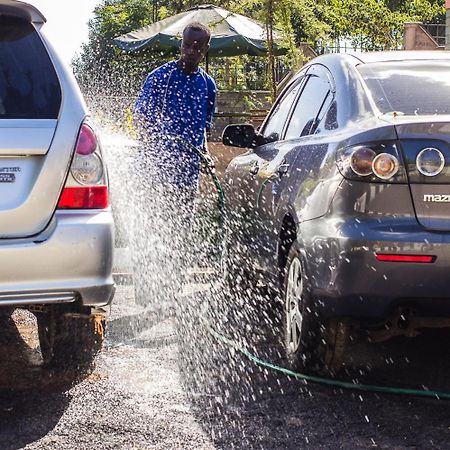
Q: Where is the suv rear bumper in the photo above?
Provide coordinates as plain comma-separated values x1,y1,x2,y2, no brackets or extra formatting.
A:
0,211,115,308
300,216,450,319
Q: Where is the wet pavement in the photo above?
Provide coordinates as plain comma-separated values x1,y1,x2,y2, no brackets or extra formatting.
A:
0,285,449,449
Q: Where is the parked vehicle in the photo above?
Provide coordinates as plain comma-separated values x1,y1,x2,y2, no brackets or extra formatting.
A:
222,51,450,374
0,1,114,368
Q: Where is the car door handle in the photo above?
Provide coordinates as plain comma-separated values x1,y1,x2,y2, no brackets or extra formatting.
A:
249,164,260,176
278,163,290,176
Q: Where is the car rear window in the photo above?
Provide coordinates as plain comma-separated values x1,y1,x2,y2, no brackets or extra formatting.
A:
0,15,61,119
357,61,450,116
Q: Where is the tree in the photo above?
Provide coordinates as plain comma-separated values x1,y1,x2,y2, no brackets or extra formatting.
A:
386,0,445,23
74,0,447,98
226,0,330,98
73,0,163,97
312,0,445,51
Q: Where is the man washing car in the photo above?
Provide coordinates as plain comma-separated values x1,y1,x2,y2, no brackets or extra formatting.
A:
132,22,217,306
134,21,216,188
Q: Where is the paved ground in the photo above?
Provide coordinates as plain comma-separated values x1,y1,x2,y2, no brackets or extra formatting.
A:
0,283,449,449
70,125,450,449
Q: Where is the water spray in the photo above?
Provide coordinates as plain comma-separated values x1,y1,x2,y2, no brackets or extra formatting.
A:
109,129,449,402
165,134,227,254
164,136,450,401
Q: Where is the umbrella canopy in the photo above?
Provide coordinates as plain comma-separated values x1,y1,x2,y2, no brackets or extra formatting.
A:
113,4,288,57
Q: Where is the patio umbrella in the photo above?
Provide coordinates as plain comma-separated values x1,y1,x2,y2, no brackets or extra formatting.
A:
112,4,288,58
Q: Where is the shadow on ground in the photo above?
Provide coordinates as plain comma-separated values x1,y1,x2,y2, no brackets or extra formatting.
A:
177,289,450,449
107,307,178,351
0,313,96,450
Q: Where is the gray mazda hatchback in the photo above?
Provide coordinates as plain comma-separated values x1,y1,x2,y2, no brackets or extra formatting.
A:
0,1,114,367
223,51,450,374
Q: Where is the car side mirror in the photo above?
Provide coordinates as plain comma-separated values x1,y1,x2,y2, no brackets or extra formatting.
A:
222,124,257,148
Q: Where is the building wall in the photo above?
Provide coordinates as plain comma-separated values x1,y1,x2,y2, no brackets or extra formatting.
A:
404,22,442,50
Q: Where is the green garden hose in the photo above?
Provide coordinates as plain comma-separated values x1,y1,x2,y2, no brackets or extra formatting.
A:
208,326,450,401
168,135,227,253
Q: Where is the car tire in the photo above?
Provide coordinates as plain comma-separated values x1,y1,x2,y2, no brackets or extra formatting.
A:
36,304,105,370
282,241,349,374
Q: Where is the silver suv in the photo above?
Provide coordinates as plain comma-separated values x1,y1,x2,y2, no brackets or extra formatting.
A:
0,1,115,368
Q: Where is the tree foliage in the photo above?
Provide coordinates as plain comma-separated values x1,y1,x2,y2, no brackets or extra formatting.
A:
386,0,445,23
73,0,446,96
74,0,162,96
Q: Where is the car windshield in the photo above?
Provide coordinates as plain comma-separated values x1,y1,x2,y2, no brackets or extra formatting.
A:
0,15,61,119
357,60,450,116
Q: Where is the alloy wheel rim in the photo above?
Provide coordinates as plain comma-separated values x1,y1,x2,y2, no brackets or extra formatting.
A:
285,256,303,354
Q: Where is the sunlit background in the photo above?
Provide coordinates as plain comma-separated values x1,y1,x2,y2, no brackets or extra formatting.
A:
26,0,99,64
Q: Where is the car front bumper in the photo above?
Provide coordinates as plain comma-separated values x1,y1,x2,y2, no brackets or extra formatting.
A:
0,211,115,308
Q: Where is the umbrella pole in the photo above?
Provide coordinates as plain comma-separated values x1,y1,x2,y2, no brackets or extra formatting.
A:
205,52,209,73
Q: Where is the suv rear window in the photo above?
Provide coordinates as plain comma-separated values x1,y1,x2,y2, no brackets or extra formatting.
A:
0,15,61,119
357,61,450,116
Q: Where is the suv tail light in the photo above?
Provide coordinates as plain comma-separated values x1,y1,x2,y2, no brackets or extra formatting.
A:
58,186,108,209
336,141,407,183
71,152,104,185
75,123,97,155
57,123,109,210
